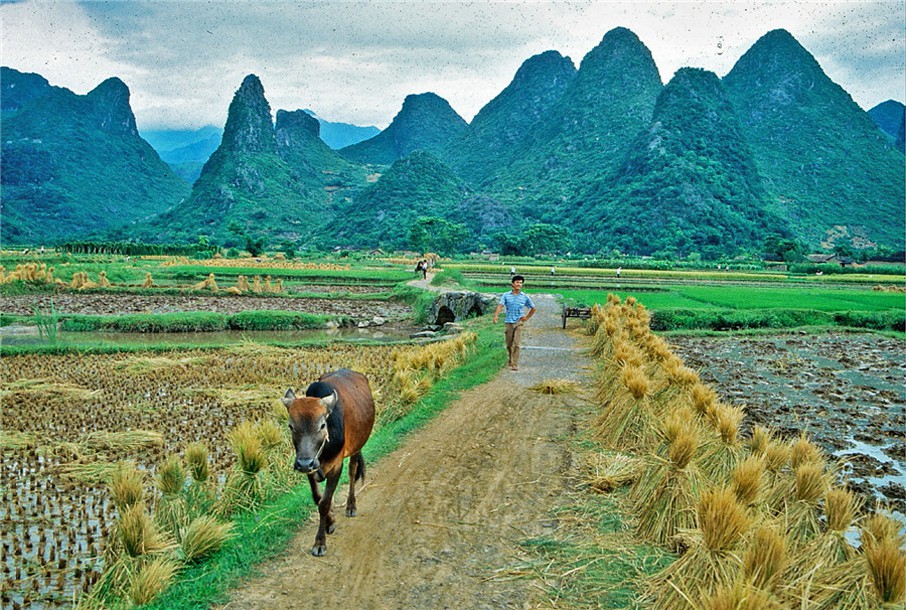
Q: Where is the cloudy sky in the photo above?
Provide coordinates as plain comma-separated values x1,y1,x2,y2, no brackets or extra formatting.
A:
3,1,904,131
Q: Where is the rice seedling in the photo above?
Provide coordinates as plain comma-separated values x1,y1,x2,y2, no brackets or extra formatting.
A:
180,515,235,563
639,487,752,609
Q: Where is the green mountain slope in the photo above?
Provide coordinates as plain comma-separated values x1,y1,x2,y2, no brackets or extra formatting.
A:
442,50,576,185
333,151,470,250
868,100,905,142
133,75,322,245
723,29,905,249
574,68,790,258
339,93,467,165
483,27,663,216
1,70,191,245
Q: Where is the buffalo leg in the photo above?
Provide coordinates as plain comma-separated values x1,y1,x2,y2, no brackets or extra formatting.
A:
312,464,342,556
346,453,362,517
307,472,322,505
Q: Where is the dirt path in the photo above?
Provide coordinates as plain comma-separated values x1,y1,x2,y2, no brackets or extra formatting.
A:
219,290,591,610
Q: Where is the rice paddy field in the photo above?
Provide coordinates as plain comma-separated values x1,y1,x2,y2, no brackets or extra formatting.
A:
1,250,904,608
0,345,384,606
0,334,481,609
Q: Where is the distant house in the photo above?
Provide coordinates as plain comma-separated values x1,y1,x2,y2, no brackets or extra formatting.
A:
806,253,856,267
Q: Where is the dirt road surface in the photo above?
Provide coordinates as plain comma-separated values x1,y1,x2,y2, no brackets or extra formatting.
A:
218,290,591,610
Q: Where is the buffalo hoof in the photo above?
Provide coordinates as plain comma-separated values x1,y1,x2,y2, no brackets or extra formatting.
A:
326,522,337,534
311,543,327,557
346,507,357,517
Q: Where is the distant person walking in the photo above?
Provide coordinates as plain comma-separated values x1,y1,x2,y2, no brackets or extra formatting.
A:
493,275,536,371
509,266,516,277
616,267,622,279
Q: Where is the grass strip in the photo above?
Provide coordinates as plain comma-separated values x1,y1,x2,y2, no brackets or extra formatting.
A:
142,321,505,610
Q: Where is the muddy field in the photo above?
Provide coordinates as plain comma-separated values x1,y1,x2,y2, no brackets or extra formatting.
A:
669,333,906,514
1,293,413,326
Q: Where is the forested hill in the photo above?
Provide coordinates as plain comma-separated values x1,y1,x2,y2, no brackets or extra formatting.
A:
2,26,903,256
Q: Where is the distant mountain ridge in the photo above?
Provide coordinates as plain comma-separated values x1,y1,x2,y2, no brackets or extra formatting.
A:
0,67,191,244
339,92,468,165
722,29,905,249
2,27,903,256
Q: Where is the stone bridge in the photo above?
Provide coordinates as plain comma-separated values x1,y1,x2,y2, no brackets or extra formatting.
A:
427,291,497,326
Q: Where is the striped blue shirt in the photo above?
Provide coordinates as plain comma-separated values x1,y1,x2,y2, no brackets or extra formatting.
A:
499,291,535,323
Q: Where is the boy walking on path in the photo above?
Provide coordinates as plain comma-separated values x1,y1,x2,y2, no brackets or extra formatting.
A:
493,275,536,371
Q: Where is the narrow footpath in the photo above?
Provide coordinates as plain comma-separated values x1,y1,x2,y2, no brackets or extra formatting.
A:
220,282,592,610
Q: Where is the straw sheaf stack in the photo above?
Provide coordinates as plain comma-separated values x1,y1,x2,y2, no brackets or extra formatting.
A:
587,295,905,609
0,262,59,285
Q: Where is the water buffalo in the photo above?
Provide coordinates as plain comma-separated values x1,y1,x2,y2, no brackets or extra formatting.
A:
283,369,375,556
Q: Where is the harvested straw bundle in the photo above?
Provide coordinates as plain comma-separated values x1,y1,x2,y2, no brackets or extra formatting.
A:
529,378,579,395
142,272,154,288
181,515,234,563
778,461,831,549
129,556,179,606
154,456,189,538
731,456,766,508
192,273,218,291
742,523,787,592
703,582,783,610
699,403,747,482
596,364,662,451
630,423,707,548
806,535,906,609
782,487,860,604
110,462,145,512
640,487,752,609
584,452,639,493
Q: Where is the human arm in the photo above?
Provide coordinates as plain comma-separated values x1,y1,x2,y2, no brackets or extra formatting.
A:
521,306,536,323
492,303,504,323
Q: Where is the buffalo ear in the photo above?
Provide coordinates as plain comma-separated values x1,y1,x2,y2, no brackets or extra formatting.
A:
282,388,296,409
320,391,338,414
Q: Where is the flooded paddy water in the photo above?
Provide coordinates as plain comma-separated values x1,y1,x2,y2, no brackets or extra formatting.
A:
669,332,905,520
